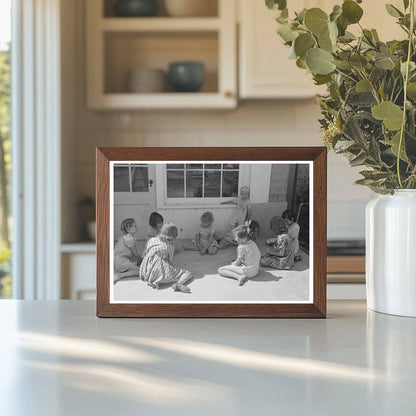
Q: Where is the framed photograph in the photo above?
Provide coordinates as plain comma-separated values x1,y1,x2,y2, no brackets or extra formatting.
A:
96,147,327,318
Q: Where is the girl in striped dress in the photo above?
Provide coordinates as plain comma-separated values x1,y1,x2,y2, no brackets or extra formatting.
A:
139,223,194,293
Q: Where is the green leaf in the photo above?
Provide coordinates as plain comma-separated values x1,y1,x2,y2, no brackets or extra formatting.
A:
318,31,333,52
339,31,356,42
369,137,381,162
277,23,299,42
317,22,338,53
350,53,368,69
362,29,375,44
344,114,367,147
295,8,307,22
336,15,348,36
372,101,404,130
304,8,329,35
330,5,343,22
334,139,355,152
359,170,391,180
375,56,395,70
356,79,372,92
382,132,409,162
407,82,416,99
371,29,380,42
313,74,332,85
266,0,287,11
333,59,353,70
401,61,416,76
403,0,410,9
306,48,335,75
385,4,404,18
349,92,377,107
355,178,377,185
328,21,338,45
294,33,315,57
296,57,307,69
350,152,368,167
342,0,363,24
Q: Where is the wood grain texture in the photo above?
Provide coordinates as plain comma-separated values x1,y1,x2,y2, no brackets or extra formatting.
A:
96,147,327,318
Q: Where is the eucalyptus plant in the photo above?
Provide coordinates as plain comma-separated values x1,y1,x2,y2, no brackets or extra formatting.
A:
266,0,416,193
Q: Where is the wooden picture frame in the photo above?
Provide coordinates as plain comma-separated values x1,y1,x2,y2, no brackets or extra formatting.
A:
96,147,327,318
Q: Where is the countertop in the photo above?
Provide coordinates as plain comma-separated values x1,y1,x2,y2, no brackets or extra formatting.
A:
0,300,415,415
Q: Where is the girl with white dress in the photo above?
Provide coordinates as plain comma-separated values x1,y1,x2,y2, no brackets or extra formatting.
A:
218,224,261,286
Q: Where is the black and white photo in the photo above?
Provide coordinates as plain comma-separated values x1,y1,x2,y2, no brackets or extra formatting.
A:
109,161,313,304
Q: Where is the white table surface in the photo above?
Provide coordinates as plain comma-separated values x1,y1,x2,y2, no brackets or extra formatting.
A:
0,300,415,416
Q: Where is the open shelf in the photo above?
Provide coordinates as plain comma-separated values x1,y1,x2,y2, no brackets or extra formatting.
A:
86,0,236,109
103,0,219,18
104,31,218,94
101,17,221,32
90,93,235,109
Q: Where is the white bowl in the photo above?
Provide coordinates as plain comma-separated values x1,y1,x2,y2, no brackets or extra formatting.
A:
86,221,96,241
127,68,167,93
164,0,217,17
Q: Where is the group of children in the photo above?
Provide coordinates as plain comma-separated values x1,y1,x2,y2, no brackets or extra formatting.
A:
114,186,301,292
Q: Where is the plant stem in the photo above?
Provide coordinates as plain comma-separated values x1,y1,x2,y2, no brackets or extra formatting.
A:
334,68,357,83
397,0,415,188
358,69,380,104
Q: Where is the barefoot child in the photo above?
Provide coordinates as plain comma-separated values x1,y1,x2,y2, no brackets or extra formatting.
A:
282,210,301,261
148,212,164,239
229,186,252,229
219,186,252,248
114,218,142,282
218,224,261,286
139,223,194,293
184,211,218,255
261,216,295,270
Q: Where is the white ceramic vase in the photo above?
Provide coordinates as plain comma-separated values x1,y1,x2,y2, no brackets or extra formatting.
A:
366,190,416,317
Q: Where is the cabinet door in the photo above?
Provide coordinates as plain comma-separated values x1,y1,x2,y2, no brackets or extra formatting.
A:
239,0,321,99
238,0,403,99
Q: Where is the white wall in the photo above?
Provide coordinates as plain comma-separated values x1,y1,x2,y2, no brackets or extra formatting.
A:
113,164,289,240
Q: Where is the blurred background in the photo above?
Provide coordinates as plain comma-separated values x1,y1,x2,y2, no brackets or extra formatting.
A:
2,0,404,300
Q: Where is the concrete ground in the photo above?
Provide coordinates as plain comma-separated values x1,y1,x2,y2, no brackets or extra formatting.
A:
113,239,310,303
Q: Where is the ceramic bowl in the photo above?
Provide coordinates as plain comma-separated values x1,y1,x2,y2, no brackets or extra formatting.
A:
127,68,167,93
86,221,96,241
168,62,205,93
114,0,158,17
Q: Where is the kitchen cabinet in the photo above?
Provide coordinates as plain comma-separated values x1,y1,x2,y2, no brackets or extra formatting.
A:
86,0,237,109
238,0,405,99
239,0,323,99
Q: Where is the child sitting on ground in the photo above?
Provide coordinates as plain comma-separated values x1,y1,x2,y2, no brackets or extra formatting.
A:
282,209,301,261
139,223,194,293
218,223,261,286
247,219,260,242
114,218,142,283
219,186,252,248
184,211,218,255
261,216,295,270
148,211,164,239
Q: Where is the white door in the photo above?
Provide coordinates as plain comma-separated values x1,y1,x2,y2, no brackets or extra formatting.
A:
114,164,156,241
